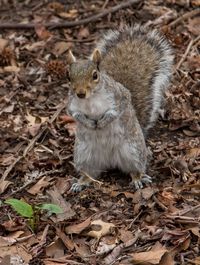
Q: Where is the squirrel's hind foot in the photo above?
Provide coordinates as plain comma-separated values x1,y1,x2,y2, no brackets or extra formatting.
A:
70,175,92,193
130,173,152,190
70,182,87,192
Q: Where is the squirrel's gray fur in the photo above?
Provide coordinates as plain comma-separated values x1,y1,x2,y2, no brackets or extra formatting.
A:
67,24,174,192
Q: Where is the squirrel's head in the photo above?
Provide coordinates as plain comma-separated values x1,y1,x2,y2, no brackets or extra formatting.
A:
67,49,101,99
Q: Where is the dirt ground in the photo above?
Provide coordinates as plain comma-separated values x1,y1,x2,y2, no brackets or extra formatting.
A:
0,0,200,264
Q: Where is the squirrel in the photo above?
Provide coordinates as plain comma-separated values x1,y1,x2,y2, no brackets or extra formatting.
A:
66,24,174,192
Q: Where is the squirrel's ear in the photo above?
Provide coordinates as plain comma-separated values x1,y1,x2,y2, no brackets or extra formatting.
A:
91,49,101,65
67,50,76,65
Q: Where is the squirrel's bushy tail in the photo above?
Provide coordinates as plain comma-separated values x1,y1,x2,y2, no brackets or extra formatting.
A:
96,24,174,132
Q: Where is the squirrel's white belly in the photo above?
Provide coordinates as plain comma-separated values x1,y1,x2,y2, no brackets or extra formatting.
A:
74,90,126,171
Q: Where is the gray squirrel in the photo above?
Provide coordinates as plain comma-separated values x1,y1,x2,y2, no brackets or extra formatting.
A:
67,24,174,192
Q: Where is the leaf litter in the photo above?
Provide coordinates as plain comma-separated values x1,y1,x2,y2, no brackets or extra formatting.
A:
0,0,199,264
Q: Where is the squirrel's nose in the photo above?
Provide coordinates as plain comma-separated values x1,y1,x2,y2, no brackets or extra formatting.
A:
77,92,86,99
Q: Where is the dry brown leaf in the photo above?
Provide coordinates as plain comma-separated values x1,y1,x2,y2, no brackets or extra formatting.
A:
74,242,92,258
0,179,13,194
191,0,200,5
189,227,200,237
0,231,24,247
131,243,167,264
2,219,25,232
65,217,91,234
87,219,115,240
187,17,200,36
190,257,200,264
111,190,142,203
0,38,8,51
26,112,48,137
58,9,78,19
78,27,90,39
142,187,155,200
47,187,75,222
119,229,134,243
159,252,174,265
24,41,45,51
56,228,74,250
1,65,20,73
46,239,65,258
27,176,52,195
186,148,200,159
0,244,32,263
53,42,72,56
35,24,52,40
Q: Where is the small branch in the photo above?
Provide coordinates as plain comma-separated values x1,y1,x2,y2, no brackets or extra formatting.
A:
0,0,140,30
168,8,200,28
176,35,200,70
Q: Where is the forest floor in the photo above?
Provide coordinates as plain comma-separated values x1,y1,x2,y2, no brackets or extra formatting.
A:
0,0,200,264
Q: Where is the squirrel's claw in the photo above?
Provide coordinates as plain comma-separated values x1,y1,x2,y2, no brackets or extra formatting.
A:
70,182,86,192
130,173,152,190
70,175,92,192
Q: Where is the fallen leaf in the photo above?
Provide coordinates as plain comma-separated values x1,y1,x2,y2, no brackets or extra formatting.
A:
35,24,52,40
58,9,78,19
1,65,20,73
131,243,168,264
56,228,74,250
46,239,65,258
65,217,91,234
87,220,115,240
187,17,200,36
78,27,90,39
53,42,72,56
27,176,52,195
186,147,200,159
47,187,75,222
159,252,174,265
0,38,8,51
0,231,24,247
0,179,13,194
119,229,134,243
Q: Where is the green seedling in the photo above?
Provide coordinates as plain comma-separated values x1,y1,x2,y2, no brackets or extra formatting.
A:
5,198,63,231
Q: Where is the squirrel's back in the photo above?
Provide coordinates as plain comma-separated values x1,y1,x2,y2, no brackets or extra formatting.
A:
96,25,174,131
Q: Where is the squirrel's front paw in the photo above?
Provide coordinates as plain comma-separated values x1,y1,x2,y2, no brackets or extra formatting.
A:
85,118,97,129
97,110,118,129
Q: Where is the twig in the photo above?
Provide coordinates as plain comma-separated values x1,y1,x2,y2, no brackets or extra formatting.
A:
54,36,96,43
176,35,200,70
0,0,140,30
153,195,168,211
1,100,67,183
168,8,200,28
102,0,110,10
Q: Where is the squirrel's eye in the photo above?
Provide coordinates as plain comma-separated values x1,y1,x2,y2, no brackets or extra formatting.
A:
92,71,98,81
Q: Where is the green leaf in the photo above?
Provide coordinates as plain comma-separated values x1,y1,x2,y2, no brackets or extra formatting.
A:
5,198,33,218
39,203,63,215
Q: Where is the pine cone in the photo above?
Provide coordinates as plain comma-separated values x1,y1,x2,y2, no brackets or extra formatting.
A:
45,60,68,79
0,47,15,66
